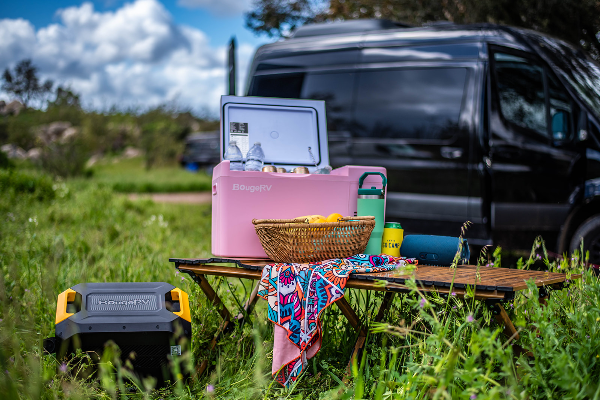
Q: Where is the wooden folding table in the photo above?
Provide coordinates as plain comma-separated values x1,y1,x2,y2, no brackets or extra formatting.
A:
170,257,579,376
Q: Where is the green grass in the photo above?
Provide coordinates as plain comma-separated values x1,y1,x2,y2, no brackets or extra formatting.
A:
87,157,212,193
1,167,599,399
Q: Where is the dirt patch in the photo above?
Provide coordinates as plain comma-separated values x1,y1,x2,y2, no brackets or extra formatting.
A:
127,192,212,204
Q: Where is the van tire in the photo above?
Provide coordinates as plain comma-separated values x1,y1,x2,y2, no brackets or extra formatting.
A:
569,215,600,264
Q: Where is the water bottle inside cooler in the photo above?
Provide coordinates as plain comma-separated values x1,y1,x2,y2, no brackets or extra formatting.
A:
245,142,265,171
224,141,244,171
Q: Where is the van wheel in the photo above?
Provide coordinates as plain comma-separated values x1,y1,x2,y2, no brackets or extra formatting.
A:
569,215,600,265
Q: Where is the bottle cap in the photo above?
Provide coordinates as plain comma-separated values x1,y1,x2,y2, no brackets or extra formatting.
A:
230,140,237,145
384,222,402,229
254,142,261,145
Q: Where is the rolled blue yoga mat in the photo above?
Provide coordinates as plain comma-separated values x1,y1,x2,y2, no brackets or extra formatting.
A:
400,235,470,266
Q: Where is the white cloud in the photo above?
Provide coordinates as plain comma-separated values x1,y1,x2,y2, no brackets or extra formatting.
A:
0,0,256,115
177,0,252,17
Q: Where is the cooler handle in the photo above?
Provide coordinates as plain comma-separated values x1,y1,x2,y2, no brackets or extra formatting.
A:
358,172,387,189
212,183,217,195
170,288,191,322
56,289,76,324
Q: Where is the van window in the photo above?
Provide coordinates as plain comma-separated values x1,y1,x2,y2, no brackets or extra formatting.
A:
249,73,304,99
249,71,356,132
548,71,573,142
353,68,467,140
301,72,356,132
493,53,547,138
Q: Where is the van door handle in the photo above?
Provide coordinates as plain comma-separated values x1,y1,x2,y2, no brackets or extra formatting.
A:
440,147,463,159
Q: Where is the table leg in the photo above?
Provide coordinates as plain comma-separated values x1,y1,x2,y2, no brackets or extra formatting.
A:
234,282,261,325
489,302,537,358
491,303,519,341
336,297,366,374
339,292,396,376
196,274,232,323
538,286,549,307
192,276,264,378
193,274,234,377
374,292,395,323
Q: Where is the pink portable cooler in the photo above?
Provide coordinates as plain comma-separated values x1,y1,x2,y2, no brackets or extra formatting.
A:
211,95,386,259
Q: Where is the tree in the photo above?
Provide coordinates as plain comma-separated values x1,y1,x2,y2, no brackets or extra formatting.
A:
2,59,53,108
245,0,600,58
48,86,81,110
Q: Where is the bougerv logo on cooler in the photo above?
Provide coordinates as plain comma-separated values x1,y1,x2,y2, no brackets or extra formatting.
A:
232,184,272,192
98,299,150,306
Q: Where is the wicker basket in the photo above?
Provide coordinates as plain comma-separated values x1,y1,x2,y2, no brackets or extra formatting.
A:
252,216,375,263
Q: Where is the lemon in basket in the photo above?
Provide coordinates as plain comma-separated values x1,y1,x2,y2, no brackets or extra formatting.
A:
326,213,344,223
311,218,326,223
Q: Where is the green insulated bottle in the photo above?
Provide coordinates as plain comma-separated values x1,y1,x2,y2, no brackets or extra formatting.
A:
357,172,387,255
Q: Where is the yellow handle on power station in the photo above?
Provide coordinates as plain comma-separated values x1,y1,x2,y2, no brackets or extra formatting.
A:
56,289,76,324
170,288,191,322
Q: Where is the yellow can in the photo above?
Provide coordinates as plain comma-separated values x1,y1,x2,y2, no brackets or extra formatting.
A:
381,222,403,257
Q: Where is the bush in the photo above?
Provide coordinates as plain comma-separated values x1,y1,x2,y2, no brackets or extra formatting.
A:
0,150,14,169
37,136,92,177
0,169,55,201
141,120,187,170
5,109,42,150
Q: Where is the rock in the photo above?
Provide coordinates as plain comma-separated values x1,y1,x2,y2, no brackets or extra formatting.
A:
36,121,79,144
60,127,78,143
26,148,42,160
1,144,27,159
4,100,24,116
86,153,103,167
123,146,143,158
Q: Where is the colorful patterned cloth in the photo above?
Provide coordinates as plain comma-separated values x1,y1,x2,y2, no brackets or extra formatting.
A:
257,254,418,387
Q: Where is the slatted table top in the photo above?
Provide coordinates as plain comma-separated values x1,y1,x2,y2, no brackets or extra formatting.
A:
170,257,580,301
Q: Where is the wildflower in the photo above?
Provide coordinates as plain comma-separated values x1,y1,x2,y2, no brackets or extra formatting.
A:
470,395,477,400
207,384,215,393
419,298,426,308
25,289,29,292
587,335,590,339
175,271,180,275
466,315,474,323
451,292,456,296
181,277,185,281
452,306,457,309
59,363,68,373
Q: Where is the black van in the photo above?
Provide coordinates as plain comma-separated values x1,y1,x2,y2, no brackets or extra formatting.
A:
245,20,600,262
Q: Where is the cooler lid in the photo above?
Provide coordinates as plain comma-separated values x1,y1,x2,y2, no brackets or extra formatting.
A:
220,95,330,171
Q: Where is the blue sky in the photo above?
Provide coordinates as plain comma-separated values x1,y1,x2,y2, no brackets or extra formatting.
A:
0,0,272,115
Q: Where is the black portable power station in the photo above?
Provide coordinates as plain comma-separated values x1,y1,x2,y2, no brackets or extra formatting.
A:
44,282,192,384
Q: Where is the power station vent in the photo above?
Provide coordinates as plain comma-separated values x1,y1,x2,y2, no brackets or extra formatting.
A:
87,294,159,312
